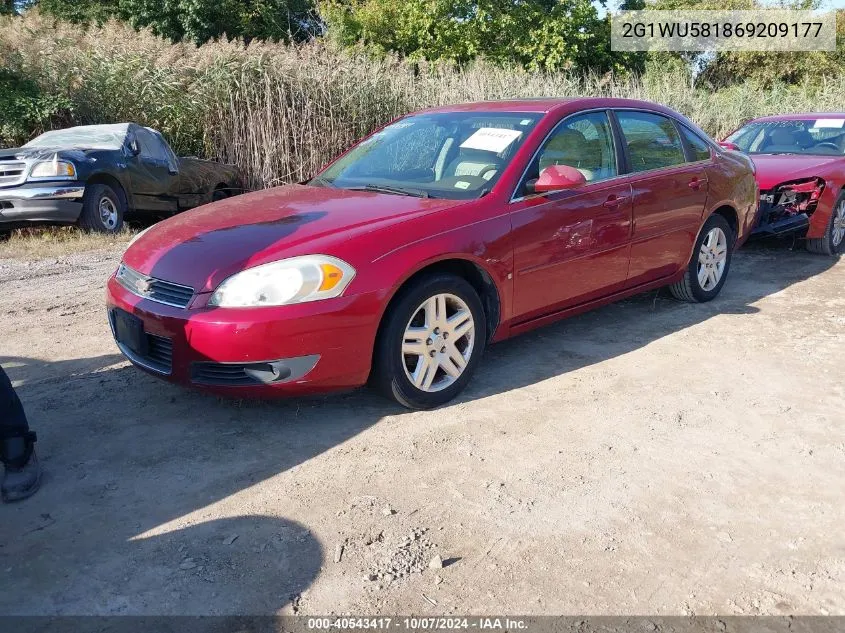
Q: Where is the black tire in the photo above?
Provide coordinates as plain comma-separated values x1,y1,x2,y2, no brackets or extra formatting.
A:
669,214,734,303
806,193,844,256
212,187,229,202
372,274,487,410
77,183,124,234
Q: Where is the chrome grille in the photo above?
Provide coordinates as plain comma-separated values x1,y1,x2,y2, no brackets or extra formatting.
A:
116,263,195,308
0,161,26,187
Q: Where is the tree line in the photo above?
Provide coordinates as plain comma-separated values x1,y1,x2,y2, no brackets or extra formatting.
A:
1,0,842,86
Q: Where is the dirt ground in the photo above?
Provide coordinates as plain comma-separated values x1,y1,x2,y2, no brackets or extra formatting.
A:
0,240,843,616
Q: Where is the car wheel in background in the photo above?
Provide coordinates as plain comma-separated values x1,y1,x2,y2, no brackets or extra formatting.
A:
670,213,734,303
78,183,124,234
372,274,487,410
806,193,845,256
212,187,229,202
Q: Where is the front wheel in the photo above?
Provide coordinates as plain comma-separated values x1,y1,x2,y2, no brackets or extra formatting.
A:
669,214,734,303
806,194,845,256
77,183,124,234
372,274,486,410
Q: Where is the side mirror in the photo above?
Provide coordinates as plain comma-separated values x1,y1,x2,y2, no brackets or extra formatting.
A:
718,141,741,151
127,140,140,156
528,165,586,195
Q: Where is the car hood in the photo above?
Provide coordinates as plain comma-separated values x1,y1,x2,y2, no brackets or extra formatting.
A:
749,154,842,190
0,147,94,162
123,184,460,292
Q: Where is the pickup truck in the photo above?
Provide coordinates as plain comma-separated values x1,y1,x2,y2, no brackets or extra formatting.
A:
0,123,242,233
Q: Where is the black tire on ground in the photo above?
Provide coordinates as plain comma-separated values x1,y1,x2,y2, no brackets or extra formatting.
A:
372,273,487,410
806,193,845,256
669,213,735,303
77,183,125,234
212,187,229,202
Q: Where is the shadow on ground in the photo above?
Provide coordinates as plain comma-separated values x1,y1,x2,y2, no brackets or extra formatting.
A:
0,240,837,615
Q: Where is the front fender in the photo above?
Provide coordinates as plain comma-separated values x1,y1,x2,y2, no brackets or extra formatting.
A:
350,213,514,342
807,181,840,239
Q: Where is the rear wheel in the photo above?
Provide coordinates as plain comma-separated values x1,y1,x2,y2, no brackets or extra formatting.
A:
78,183,124,234
669,214,734,303
372,274,486,409
806,194,845,256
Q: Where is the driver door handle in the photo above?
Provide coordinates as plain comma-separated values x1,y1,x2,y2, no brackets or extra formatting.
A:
688,178,708,190
603,195,628,209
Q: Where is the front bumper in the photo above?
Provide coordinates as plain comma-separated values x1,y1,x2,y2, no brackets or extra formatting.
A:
105,275,383,397
0,183,85,225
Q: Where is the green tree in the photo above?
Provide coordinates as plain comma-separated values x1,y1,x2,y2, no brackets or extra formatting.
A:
645,0,842,87
320,0,643,74
33,0,319,44
0,66,73,147
35,0,119,23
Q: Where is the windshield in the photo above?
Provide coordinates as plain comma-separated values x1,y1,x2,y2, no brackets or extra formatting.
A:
313,112,542,199
24,125,129,150
726,119,845,156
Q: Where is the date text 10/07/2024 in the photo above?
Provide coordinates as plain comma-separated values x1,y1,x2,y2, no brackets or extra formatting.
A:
307,618,529,630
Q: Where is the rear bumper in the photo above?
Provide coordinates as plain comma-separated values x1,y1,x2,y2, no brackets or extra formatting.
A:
105,275,382,397
0,183,84,224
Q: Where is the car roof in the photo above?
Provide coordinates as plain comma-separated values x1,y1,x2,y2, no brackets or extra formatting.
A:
42,123,133,135
751,113,845,122
414,97,682,116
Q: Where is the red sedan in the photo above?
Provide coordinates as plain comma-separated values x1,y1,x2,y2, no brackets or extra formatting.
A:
722,113,845,255
106,98,757,409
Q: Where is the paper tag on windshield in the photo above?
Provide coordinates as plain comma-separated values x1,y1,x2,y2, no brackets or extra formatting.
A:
813,118,845,128
460,128,522,153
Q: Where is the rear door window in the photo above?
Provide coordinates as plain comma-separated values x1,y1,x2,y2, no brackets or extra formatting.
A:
617,111,686,173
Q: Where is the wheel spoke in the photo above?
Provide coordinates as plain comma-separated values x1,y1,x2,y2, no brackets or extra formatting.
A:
402,327,427,356
698,266,708,287
435,295,447,326
446,309,473,340
708,269,718,288
447,344,467,370
412,355,437,390
440,354,463,378
423,297,437,328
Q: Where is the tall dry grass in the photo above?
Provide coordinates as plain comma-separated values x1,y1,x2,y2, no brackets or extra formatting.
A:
4,11,845,190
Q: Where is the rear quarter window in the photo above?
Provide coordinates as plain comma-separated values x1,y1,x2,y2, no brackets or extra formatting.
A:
680,126,712,162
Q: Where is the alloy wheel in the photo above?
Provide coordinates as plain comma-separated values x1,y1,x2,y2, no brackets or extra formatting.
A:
99,196,118,231
697,227,728,291
401,293,475,393
833,200,845,247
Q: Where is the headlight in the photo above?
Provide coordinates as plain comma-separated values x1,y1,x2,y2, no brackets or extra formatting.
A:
28,159,76,180
208,255,355,308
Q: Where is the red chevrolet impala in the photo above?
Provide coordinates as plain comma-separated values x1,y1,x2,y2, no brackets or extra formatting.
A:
106,98,757,409
722,113,845,255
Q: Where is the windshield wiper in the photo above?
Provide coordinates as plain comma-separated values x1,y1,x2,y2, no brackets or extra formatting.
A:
345,184,431,198
309,176,337,188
